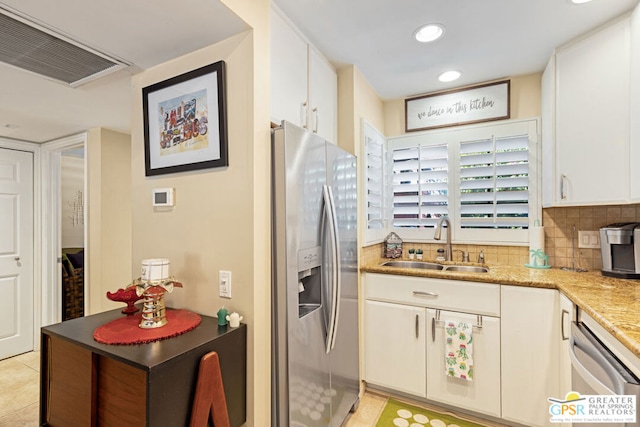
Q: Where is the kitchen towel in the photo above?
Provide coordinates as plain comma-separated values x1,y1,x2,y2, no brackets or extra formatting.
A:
445,321,473,381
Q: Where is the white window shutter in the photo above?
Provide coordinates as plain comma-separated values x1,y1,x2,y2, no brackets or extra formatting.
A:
459,135,529,229
392,144,448,228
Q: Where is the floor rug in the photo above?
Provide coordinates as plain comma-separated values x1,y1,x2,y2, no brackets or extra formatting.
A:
376,398,487,427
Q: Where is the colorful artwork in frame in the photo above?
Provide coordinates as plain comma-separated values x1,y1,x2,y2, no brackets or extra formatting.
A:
143,61,228,176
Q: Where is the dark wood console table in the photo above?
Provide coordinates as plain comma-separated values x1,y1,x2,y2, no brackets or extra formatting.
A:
40,308,246,427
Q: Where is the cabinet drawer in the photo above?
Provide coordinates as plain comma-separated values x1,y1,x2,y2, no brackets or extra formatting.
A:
363,273,500,316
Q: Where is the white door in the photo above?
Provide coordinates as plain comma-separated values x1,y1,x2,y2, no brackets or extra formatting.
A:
0,148,34,360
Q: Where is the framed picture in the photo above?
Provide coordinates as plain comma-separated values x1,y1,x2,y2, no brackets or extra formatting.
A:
143,61,228,176
405,80,510,132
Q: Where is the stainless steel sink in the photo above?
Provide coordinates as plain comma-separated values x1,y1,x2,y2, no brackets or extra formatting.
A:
380,260,489,273
380,261,444,270
443,265,489,273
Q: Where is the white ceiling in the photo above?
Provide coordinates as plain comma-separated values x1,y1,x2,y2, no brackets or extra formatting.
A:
0,0,638,143
274,0,640,99
0,0,248,143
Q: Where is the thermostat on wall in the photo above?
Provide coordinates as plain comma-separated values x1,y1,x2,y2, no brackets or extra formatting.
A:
153,188,174,207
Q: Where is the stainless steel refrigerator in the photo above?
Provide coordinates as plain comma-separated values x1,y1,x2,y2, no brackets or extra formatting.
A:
271,121,359,427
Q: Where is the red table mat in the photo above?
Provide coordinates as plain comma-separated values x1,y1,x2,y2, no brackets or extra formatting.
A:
93,309,201,345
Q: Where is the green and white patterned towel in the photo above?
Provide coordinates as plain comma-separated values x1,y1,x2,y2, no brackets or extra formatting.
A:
445,321,473,381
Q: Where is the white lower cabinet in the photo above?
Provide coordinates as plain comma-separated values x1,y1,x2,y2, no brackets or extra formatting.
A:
363,273,563,426
560,292,574,399
362,273,500,412
426,309,501,418
501,286,561,427
364,300,426,397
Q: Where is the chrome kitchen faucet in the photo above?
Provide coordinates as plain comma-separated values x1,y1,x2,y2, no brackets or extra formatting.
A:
433,216,452,261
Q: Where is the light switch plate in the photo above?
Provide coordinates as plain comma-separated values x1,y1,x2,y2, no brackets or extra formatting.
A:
219,270,232,298
578,231,600,249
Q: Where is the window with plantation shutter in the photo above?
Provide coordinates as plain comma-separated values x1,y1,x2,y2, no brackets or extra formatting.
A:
376,118,539,244
366,134,384,228
362,121,387,244
459,135,530,229
392,144,448,228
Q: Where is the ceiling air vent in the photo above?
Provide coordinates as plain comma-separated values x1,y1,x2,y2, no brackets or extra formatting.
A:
0,7,129,87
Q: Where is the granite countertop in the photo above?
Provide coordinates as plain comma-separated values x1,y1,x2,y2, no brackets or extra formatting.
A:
361,258,640,359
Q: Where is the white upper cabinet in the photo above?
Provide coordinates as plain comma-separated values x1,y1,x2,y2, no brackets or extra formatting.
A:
270,6,337,143
543,14,635,206
270,7,307,129
308,46,337,144
541,55,556,207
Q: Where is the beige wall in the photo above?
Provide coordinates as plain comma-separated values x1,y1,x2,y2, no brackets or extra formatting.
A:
130,1,270,421
338,64,386,154
383,73,542,137
87,128,132,314
219,3,272,424
60,155,84,248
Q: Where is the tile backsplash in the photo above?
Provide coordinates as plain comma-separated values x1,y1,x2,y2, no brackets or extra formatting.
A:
361,241,530,267
543,204,640,271
361,203,640,271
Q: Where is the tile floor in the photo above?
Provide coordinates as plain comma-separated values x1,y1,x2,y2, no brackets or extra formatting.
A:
0,351,40,426
0,351,503,427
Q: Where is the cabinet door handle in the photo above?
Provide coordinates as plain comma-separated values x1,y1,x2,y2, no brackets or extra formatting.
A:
413,291,437,297
415,314,419,339
312,107,319,133
431,317,435,342
300,102,308,129
560,174,567,200
561,309,569,341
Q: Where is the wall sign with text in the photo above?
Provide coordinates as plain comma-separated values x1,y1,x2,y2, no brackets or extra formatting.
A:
405,80,510,132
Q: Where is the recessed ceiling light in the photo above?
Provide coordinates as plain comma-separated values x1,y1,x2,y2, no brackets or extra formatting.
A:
570,0,592,4
438,71,461,82
414,24,445,43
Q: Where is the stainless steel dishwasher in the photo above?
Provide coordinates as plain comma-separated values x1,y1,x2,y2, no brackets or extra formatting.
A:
570,318,640,427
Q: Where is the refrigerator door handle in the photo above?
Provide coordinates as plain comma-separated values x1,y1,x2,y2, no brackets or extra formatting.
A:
328,185,342,353
322,185,341,354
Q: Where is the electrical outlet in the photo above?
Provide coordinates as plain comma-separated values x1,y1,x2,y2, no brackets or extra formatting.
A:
578,231,600,249
219,270,232,298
